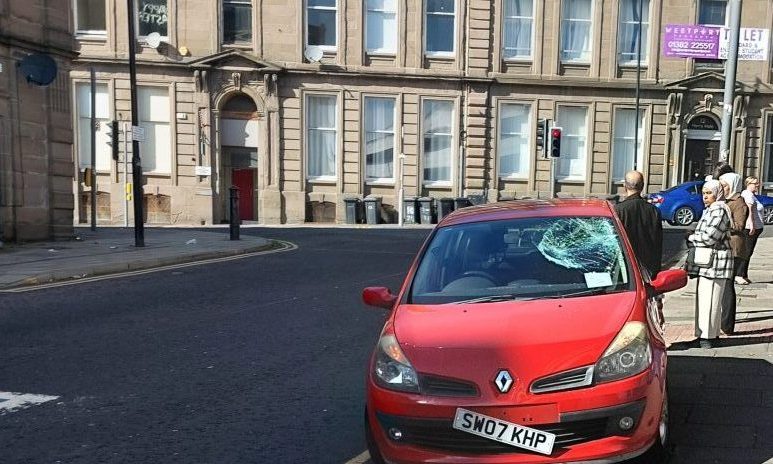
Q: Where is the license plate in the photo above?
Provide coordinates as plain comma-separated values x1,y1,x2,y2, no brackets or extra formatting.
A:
452,408,556,455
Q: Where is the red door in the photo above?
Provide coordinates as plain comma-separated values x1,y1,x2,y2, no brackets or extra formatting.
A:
232,169,255,221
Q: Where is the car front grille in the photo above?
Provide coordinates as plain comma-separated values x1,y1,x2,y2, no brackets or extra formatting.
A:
375,400,646,456
530,365,595,394
375,413,609,455
419,373,479,397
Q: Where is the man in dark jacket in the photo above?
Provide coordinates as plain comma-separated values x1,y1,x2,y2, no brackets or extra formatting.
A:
614,170,663,279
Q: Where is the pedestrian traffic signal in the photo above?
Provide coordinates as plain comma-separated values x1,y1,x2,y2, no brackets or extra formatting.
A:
535,118,547,153
107,120,119,160
550,127,562,157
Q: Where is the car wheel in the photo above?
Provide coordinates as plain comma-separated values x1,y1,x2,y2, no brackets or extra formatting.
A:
764,205,773,225
635,389,670,463
673,206,695,226
365,409,386,464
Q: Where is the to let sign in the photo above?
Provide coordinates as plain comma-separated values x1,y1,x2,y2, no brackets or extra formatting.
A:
663,25,721,59
719,27,769,61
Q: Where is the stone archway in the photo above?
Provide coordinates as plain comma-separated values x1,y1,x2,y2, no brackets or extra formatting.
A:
682,112,721,183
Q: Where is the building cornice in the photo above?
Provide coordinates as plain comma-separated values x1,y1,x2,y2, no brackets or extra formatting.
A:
0,34,77,59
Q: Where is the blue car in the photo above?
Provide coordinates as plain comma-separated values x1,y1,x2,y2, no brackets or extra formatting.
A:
648,181,773,226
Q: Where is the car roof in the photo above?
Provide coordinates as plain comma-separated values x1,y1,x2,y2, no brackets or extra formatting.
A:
439,198,617,227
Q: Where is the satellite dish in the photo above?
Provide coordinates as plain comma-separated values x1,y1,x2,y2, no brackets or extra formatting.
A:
304,45,324,63
145,32,162,49
18,54,58,86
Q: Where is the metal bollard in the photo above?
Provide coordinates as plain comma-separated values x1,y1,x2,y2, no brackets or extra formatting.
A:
229,186,240,240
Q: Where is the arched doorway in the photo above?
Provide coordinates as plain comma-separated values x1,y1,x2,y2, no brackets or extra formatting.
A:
221,94,259,221
682,114,720,183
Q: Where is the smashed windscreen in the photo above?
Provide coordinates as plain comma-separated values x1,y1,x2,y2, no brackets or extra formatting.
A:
409,216,632,305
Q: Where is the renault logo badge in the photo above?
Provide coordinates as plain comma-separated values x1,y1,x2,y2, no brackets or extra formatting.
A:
494,370,514,393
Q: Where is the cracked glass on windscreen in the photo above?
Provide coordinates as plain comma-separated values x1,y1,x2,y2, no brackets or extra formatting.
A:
409,216,632,305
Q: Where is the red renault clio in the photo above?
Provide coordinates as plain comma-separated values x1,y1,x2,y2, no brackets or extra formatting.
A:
362,199,687,464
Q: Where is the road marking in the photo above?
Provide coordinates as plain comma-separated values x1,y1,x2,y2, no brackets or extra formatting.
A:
0,391,59,413
0,240,297,293
344,451,370,464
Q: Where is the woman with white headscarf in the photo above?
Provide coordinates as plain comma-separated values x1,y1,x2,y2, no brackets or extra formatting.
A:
718,172,748,335
685,179,733,348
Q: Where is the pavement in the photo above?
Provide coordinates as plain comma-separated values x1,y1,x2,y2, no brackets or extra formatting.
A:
0,225,771,462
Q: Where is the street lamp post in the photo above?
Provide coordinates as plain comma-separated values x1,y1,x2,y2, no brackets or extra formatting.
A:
719,0,743,163
127,0,144,247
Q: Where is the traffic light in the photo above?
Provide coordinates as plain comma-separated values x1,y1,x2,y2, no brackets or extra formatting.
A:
550,127,562,157
535,118,547,153
107,120,119,160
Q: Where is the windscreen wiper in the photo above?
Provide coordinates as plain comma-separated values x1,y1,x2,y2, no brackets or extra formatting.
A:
450,294,530,305
542,288,626,299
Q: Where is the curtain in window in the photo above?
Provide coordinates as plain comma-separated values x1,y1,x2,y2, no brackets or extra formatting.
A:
498,104,530,177
137,0,168,37
618,0,649,63
365,97,395,180
76,83,111,171
422,100,453,182
138,87,171,173
561,0,592,62
307,0,337,47
223,0,252,43
612,109,644,182
77,0,106,33
699,0,727,25
503,0,533,59
307,95,337,178
366,0,397,53
556,107,587,178
426,0,455,54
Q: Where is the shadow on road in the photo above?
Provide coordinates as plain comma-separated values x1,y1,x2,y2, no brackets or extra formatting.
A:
665,355,772,464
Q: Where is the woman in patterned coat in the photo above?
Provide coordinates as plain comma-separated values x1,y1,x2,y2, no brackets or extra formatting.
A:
685,179,734,349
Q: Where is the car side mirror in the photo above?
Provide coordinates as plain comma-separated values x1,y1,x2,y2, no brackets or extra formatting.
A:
650,269,688,295
362,287,397,310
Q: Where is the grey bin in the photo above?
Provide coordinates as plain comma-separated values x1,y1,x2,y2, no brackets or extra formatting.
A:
364,196,382,224
402,197,419,224
454,197,473,210
418,197,436,224
343,197,363,224
437,198,455,221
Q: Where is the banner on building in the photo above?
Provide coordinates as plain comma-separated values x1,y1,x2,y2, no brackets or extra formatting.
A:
664,24,770,61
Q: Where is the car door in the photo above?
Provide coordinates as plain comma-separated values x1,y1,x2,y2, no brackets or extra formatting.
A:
687,182,705,218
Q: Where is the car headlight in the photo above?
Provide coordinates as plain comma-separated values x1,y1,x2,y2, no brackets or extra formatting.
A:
595,322,652,383
373,334,419,393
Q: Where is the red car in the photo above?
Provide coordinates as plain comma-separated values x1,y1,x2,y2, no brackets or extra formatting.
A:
362,199,687,464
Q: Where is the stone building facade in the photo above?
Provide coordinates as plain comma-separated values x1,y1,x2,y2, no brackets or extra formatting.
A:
0,0,75,241
71,0,773,226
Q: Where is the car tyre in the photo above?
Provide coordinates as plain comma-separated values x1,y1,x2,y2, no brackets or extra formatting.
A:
635,388,670,463
365,409,386,464
671,206,695,226
763,205,773,225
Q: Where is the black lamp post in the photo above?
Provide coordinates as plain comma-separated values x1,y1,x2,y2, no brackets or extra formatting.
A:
126,0,145,247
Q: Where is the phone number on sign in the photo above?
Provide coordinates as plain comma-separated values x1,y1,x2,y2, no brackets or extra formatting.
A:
667,41,716,50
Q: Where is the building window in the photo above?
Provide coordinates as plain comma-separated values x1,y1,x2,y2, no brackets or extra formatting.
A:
764,115,773,185
425,0,455,56
699,0,727,25
618,0,649,65
561,0,593,63
137,0,168,38
612,108,645,182
364,96,396,182
138,86,171,174
502,0,533,60
422,99,454,184
306,94,338,180
366,0,397,55
306,0,337,50
498,103,531,178
76,83,111,171
223,0,252,44
75,0,106,36
556,106,588,179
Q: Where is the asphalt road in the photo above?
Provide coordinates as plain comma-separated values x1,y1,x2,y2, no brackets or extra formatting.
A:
0,226,697,463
